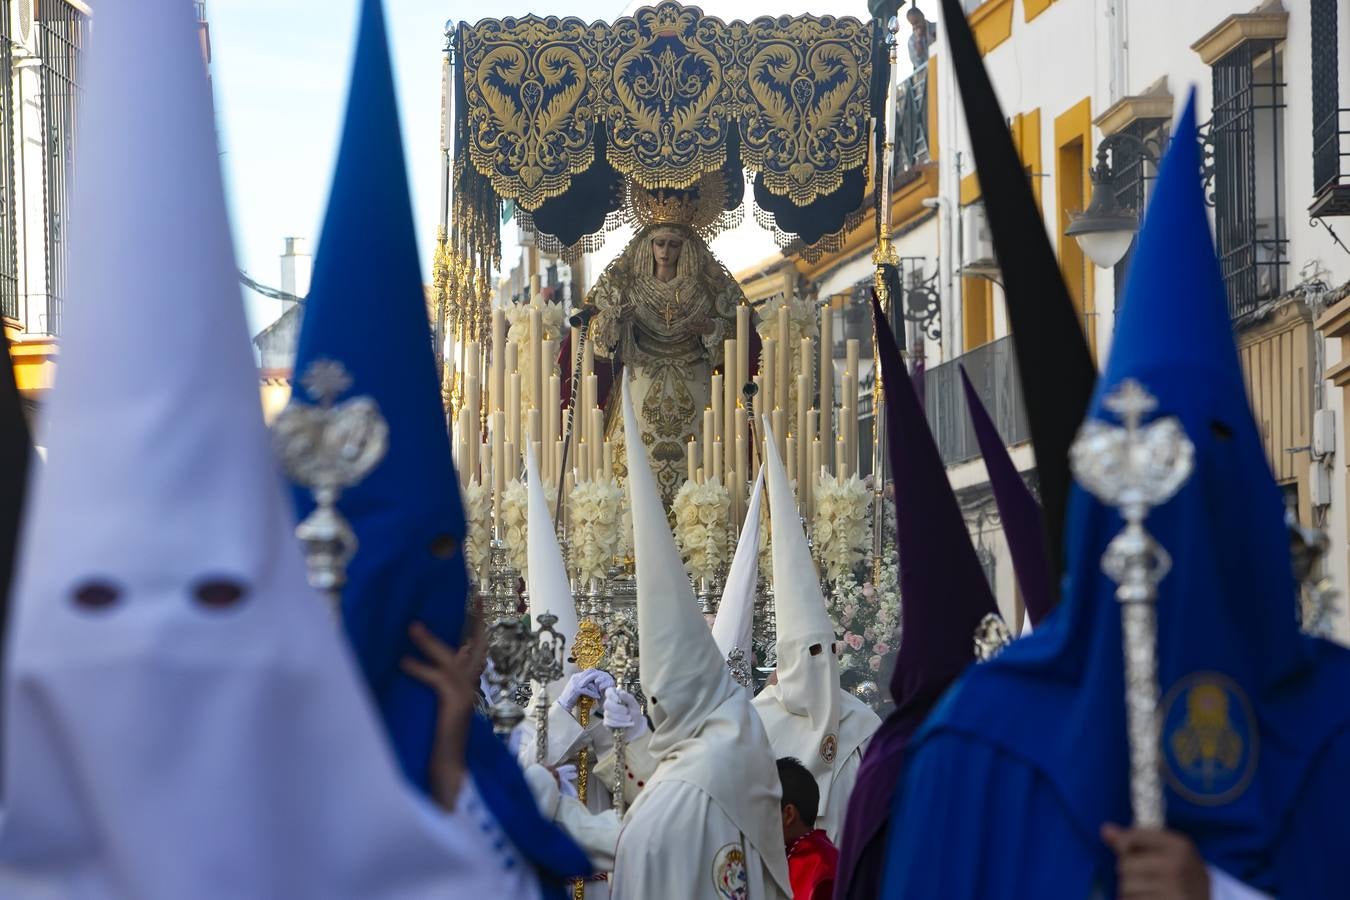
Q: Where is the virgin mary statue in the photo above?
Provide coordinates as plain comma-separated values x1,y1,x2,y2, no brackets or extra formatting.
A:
587,209,744,505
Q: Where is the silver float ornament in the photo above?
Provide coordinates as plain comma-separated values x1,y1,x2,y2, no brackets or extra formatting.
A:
725,646,752,689
529,612,568,764
272,359,389,603
1070,379,1194,828
485,615,535,739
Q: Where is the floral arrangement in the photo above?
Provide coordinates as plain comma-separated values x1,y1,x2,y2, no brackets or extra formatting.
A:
505,299,568,409
461,479,491,584
812,472,871,583
615,483,634,561
672,478,732,581
828,493,901,677
495,478,560,578
569,478,624,583
498,479,529,574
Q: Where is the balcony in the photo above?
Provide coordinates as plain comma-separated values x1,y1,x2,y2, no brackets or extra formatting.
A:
1311,108,1350,218
892,64,931,188
923,335,1030,466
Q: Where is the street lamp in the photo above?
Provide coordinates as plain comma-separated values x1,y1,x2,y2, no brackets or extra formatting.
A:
1065,143,1140,269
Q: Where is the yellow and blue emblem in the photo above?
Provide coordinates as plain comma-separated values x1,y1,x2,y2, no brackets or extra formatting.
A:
1160,673,1258,806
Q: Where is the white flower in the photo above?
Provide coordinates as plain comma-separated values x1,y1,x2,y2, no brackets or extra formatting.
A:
671,479,732,581
496,478,557,578
461,480,492,585
812,472,871,583
569,478,624,583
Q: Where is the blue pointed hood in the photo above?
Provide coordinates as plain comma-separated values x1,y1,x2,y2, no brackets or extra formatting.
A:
289,0,587,891
889,93,1350,893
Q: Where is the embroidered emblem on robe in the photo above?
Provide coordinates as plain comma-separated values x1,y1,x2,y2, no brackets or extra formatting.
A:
712,842,748,900
819,732,838,765
1161,672,1258,805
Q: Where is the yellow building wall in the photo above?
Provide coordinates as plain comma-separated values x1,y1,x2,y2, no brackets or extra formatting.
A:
1054,97,1096,361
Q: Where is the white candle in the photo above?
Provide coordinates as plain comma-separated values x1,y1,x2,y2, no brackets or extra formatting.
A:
590,409,604,480
736,305,750,401
796,374,810,484
703,408,716,475
711,374,723,441
530,273,542,308
735,435,747,531
819,302,833,462
688,439,698,483
546,374,561,476
504,440,515,481
777,305,790,413
604,441,615,482
457,407,472,487
528,308,543,409
507,373,522,464
554,438,565,488
836,434,846,479
712,439,722,485
491,308,505,415
541,337,556,417
773,408,786,464
492,412,506,533
786,435,797,487
762,339,776,414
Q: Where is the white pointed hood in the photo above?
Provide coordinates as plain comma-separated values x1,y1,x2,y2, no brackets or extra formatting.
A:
0,1,516,895
711,468,763,689
622,376,789,894
752,418,860,828
526,444,578,701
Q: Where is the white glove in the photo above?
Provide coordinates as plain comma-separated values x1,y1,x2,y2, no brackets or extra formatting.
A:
558,669,617,712
555,763,579,799
602,687,649,742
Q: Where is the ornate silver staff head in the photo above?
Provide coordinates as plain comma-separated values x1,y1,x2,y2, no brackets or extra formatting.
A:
529,612,567,689
725,647,752,689
972,612,1013,662
1070,378,1195,829
485,615,534,738
272,360,388,599
607,612,639,695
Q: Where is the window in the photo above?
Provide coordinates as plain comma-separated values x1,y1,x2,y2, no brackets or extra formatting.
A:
36,0,87,336
1310,0,1349,216
1210,40,1287,318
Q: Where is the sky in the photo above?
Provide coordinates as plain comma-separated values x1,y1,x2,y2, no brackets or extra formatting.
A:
208,0,926,333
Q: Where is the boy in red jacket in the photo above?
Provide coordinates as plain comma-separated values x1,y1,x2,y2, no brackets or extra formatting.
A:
777,757,839,900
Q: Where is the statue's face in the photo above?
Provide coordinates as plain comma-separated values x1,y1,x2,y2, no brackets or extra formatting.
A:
651,234,684,269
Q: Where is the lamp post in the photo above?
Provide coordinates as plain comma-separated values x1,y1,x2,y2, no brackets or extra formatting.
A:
1065,133,1162,269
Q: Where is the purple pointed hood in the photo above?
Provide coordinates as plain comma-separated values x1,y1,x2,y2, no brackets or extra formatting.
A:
959,366,1053,626
834,293,999,899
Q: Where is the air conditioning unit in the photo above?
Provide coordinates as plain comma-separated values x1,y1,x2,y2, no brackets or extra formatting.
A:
959,202,999,278
12,0,36,53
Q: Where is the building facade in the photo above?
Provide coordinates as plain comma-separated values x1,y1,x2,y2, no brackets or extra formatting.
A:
2,0,92,408
746,0,1350,641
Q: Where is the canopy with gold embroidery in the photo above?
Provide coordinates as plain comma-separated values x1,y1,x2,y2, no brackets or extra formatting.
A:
447,2,885,265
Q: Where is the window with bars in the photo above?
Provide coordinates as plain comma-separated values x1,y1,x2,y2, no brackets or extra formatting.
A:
893,65,930,186
0,0,17,323
1210,40,1287,319
37,0,86,337
1310,0,1350,217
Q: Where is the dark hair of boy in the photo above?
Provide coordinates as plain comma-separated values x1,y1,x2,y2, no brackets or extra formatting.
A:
776,756,819,829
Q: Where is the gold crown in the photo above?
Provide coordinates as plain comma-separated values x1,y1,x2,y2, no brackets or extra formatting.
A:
628,173,730,242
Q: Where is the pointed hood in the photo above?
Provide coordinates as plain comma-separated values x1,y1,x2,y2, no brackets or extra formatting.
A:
0,0,550,894
288,0,586,889
711,467,763,687
833,293,1000,900
752,419,878,839
940,0,1096,603
0,328,31,688
959,366,1053,626
622,375,790,893
526,444,578,700
887,94,1350,888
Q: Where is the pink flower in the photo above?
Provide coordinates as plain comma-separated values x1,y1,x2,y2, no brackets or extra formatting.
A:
845,633,865,651
873,641,890,655
869,654,882,672
861,583,875,598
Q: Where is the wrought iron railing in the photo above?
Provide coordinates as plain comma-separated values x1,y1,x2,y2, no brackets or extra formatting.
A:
0,0,18,323
1311,0,1342,194
1210,40,1287,320
923,335,1030,467
893,65,931,182
36,0,86,336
